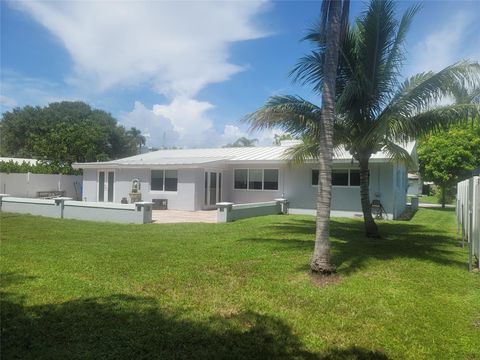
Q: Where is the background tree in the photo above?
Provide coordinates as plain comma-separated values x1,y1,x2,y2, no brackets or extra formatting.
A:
0,101,141,169
223,137,258,148
418,121,480,207
272,133,295,146
127,127,147,154
247,0,480,238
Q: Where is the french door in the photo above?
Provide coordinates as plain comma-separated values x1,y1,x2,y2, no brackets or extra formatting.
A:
204,171,222,208
98,170,115,202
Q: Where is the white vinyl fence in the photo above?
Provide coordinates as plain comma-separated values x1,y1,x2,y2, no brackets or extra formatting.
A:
456,176,480,271
0,172,82,199
0,196,153,224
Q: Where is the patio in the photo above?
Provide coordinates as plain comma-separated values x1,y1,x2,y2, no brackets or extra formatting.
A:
152,210,218,224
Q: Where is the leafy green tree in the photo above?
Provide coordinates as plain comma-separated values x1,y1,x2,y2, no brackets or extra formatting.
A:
418,122,480,207
223,137,258,148
247,0,480,238
0,101,140,168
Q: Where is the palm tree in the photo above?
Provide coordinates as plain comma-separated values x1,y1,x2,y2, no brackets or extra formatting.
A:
127,127,146,154
246,0,480,238
303,0,350,274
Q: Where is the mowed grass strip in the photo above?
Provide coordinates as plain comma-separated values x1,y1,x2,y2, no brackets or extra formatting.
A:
1,208,479,359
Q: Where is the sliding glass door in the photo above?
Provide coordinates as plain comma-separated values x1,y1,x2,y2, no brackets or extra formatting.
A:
98,170,114,202
204,171,222,208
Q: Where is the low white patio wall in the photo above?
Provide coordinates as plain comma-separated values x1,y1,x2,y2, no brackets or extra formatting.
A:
217,199,288,223
0,195,152,224
457,176,480,271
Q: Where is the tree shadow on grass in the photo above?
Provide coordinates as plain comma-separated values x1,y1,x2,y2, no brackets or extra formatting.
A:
240,216,466,275
1,273,390,360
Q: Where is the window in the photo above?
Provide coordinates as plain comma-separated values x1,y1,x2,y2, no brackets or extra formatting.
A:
349,170,360,186
151,170,164,191
151,170,178,191
234,169,248,189
332,170,349,186
264,169,279,190
234,169,279,190
312,169,319,186
312,169,361,187
249,169,263,190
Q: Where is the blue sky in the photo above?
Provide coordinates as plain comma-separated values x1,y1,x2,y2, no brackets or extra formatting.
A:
1,0,479,148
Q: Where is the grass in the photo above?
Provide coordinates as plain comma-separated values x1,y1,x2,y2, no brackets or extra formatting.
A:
418,195,455,205
1,209,479,359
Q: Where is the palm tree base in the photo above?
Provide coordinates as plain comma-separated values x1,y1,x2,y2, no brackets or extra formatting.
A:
310,259,336,274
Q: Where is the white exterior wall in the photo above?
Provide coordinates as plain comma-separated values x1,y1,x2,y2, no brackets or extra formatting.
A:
81,161,407,218
0,173,82,199
223,162,404,219
82,167,202,211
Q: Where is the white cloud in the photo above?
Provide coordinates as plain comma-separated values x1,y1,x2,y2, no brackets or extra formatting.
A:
11,1,270,148
13,1,268,97
121,100,279,148
0,95,17,108
409,11,479,76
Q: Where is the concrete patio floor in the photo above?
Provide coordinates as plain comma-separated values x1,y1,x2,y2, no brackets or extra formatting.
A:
152,210,218,224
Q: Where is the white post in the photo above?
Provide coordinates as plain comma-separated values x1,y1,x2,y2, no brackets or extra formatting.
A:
0,194,11,211
216,202,234,223
274,198,289,214
135,202,154,223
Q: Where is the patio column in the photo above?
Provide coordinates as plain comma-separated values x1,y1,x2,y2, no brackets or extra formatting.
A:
216,202,234,223
0,194,11,211
135,201,154,224
275,198,289,214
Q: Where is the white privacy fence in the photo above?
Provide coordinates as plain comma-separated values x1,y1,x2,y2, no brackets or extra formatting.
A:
0,195,153,224
456,176,480,271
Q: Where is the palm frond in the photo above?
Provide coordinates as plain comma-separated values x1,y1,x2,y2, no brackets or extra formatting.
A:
382,140,417,170
373,62,480,140
243,96,321,137
388,103,480,141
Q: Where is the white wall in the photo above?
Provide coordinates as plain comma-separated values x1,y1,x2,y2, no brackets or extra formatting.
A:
0,173,82,199
222,162,404,219
82,167,200,211
81,161,407,218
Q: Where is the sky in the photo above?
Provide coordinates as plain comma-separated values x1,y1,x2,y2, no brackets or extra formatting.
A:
1,0,479,148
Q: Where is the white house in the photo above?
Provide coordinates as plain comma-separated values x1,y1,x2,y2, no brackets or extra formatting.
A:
73,141,413,219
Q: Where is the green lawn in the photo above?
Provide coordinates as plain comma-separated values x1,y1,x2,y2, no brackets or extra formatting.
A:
1,209,479,359
418,195,455,205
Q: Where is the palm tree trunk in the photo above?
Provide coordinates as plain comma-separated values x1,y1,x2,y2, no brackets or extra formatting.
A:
359,156,380,238
310,0,342,274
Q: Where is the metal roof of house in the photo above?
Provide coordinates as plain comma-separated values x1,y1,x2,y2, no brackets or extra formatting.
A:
73,141,416,169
